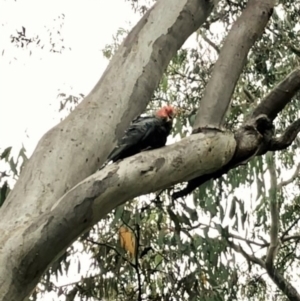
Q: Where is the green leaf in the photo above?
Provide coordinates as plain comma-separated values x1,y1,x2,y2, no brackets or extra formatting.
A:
9,157,18,176
158,229,166,245
161,74,168,93
154,254,163,267
229,197,236,219
1,147,12,160
111,204,124,227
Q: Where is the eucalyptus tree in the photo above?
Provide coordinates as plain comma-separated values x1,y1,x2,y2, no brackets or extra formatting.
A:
1,0,300,301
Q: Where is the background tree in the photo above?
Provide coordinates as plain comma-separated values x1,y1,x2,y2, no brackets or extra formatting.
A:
1,0,300,301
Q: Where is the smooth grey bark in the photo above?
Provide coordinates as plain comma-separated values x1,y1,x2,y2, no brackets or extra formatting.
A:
18,131,235,300
251,68,300,120
0,0,221,300
194,0,275,129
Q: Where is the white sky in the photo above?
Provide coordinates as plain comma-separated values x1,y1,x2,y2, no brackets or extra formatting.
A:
0,0,139,157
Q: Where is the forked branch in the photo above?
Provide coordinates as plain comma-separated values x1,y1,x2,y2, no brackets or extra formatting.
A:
229,240,300,301
174,67,300,199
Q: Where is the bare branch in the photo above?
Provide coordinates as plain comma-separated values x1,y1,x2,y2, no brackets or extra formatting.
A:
200,33,220,54
243,86,256,103
265,153,280,270
278,163,300,190
266,268,300,301
228,232,268,248
178,70,300,199
174,110,300,199
251,68,300,120
227,240,265,267
193,0,275,129
229,239,300,301
269,119,300,152
281,215,300,240
282,234,300,243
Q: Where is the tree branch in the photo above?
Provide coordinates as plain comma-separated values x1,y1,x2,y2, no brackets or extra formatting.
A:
266,268,300,301
228,232,268,248
174,98,300,199
134,225,142,301
227,240,265,267
243,86,256,103
0,1,221,299
268,119,300,152
193,0,275,129
200,33,220,54
265,153,280,271
173,114,274,199
251,68,300,120
278,163,300,190
229,240,300,301
2,130,235,300
282,234,300,243
281,215,300,241
261,156,300,301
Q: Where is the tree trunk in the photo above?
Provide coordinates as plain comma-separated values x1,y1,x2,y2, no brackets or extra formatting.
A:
0,0,220,300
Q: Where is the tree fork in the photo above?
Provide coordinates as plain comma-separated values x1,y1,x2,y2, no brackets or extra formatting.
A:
0,1,220,300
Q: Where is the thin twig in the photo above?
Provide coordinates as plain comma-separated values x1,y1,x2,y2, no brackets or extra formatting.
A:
135,224,142,301
228,232,268,248
282,234,300,243
280,217,300,240
201,33,220,54
278,163,300,189
227,240,265,267
229,239,300,301
86,238,135,268
243,86,256,103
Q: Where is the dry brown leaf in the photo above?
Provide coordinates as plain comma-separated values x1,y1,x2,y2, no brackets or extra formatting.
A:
200,271,208,287
119,226,136,258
